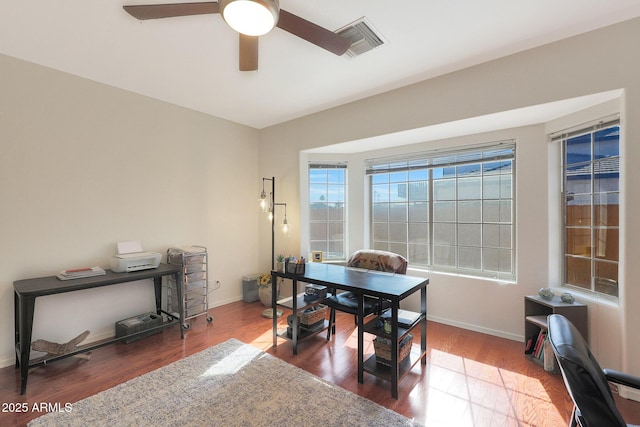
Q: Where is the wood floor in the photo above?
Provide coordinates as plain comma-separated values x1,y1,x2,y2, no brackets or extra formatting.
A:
2,300,639,426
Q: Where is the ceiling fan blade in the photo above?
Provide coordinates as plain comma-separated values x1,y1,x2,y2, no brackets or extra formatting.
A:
239,35,258,71
123,2,219,20
277,10,351,56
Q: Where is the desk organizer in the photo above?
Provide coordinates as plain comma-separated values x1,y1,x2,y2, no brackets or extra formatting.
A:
286,261,306,275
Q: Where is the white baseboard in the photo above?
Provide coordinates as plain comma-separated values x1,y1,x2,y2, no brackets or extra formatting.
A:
0,357,14,369
426,314,523,342
209,295,243,307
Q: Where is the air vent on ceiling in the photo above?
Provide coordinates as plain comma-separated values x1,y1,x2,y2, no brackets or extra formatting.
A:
336,17,385,58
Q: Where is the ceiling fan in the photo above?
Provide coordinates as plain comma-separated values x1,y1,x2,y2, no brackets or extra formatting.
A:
123,1,352,71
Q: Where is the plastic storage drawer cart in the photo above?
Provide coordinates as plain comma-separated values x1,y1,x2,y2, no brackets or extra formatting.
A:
167,246,213,329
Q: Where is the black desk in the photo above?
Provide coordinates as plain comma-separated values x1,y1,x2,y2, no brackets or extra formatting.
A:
13,264,183,394
272,263,429,398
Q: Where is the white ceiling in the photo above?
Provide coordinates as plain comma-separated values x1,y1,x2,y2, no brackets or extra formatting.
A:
1,1,640,130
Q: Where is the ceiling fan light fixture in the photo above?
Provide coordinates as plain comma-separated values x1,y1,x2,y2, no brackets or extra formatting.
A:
220,0,279,37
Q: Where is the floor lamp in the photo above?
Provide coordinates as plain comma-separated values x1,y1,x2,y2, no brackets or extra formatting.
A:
259,176,289,317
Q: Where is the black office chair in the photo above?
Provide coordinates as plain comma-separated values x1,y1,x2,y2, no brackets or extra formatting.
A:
325,249,408,340
547,314,640,427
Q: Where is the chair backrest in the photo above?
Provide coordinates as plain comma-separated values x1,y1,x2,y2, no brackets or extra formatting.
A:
346,250,408,275
547,314,626,427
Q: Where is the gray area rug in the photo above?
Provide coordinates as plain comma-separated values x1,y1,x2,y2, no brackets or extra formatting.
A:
29,338,421,426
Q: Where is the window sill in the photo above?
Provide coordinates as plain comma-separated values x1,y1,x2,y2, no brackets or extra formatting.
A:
406,266,516,285
556,286,620,308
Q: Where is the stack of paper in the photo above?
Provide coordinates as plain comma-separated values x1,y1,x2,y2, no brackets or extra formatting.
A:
57,266,106,281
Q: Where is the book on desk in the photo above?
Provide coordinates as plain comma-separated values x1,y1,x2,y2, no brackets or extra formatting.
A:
56,266,106,280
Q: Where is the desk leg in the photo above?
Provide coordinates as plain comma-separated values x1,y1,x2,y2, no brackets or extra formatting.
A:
16,294,36,395
154,275,183,339
292,278,298,355
271,273,277,349
421,286,427,365
357,294,364,383
14,292,19,367
153,277,162,315
174,273,184,339
391,301,399,399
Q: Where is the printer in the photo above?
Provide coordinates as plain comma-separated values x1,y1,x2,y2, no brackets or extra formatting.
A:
110,241,161,273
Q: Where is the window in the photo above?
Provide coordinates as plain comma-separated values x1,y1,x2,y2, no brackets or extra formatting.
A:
558,120,619,297
308,164,346,260
367,142,515,280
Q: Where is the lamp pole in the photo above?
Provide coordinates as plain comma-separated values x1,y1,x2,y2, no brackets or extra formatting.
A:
261,175,286,270
260,176,287,319
270,176,275,271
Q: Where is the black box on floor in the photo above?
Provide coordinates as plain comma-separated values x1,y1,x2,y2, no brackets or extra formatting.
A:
116,312,162,344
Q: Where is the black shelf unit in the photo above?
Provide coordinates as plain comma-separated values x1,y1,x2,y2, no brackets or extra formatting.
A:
362,310,427,382
276,292,328,345
277,320,330,342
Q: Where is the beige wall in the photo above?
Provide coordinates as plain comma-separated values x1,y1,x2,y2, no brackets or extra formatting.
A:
0,54,260,366
259,17,640,375
3,16,640,378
